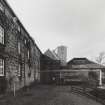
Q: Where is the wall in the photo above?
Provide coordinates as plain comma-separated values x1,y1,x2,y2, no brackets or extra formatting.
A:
0,0,41,91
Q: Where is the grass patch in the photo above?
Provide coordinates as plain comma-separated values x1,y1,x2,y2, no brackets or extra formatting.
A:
90,88,105,100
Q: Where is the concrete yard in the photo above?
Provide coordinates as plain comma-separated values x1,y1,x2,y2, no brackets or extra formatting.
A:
0,85,102,105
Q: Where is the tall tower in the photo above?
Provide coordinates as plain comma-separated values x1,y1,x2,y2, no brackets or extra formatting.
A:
57,46,67,65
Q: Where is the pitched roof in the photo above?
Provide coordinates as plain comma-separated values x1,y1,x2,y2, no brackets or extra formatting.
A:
44,49,59,60
52,51,60,60
67,58,105,69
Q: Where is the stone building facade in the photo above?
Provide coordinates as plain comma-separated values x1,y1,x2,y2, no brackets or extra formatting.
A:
0,0,42,92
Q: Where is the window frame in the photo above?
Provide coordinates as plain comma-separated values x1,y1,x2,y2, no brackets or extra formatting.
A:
0,25,4,44
0,2,4,12
0,58,4,76
18,42,21,54
17,63,21,77
28,50,30,59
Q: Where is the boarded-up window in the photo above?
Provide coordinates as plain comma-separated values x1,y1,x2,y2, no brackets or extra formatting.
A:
0,59,4,76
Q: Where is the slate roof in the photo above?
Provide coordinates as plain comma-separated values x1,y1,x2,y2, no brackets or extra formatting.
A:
67,58,105,69
44,49,60,60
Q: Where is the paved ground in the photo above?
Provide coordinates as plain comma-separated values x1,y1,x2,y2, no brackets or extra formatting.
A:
0,85,103,105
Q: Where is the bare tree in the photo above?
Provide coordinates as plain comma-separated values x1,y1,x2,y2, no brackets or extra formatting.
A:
96,52,105,65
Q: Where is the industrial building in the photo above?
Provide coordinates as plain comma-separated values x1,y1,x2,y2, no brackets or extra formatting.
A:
0,0,104,93
45,45,67,66
0,0,42,93
57,46,67,62
54,46,67,66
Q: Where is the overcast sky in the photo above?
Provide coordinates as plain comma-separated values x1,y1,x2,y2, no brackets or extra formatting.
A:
7,0,105,61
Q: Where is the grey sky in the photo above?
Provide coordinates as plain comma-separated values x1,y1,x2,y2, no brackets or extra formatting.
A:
7,0,105,61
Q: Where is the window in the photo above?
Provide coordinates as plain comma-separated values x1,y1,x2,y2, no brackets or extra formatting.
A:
0,59,4,76
13,17,20,32
17,64,21,76
5,9,13,19
0,3,4,12
13,17,17,23
17,26,20,32
0,25,4,44
18,42,20,54
28,50,30,59
24,39,27,45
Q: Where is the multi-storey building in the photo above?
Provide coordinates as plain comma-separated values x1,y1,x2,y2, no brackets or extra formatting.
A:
57,46,67,63
0,0,42,92
53,45,67,66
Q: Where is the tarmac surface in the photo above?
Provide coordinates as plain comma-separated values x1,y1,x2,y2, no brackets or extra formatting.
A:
0,85,103,105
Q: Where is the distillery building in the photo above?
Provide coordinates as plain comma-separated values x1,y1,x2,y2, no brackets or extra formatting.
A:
0,0,42,92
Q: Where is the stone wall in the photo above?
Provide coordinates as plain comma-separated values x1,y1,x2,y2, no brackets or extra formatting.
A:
0,0,42,91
